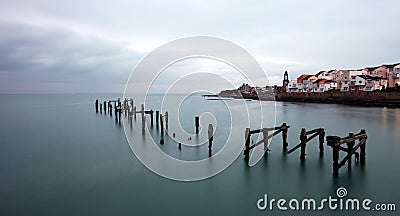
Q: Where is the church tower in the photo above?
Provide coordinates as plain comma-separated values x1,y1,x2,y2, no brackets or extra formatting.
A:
283,71,289,93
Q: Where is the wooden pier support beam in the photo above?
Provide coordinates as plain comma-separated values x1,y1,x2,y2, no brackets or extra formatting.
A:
141,104,145,133
100,103,102,114
160,113,164,144
160,113,164,133
347,133,354,170
319,129,325,156
282,123,288,152
95,99,99,113
156,111,159,128
300,128,307,160
208,124,213,154
360,129,366,164
150,110,154,127
103,101,106,113
165,112,169,131
327,136,341,175
244,128,250,157
195,116,200,134
262,128,269,156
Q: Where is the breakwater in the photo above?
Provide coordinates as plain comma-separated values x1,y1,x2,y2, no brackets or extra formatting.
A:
275,91,400,107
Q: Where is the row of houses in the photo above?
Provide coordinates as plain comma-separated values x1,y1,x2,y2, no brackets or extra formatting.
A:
284,63,400,92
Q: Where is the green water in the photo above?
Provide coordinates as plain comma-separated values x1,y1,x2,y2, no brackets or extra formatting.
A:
0,94,399,215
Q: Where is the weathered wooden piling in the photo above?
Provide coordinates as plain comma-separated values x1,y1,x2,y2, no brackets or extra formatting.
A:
141,104,145,133
100,103,103,114
118,108,122,124
244,123,290,157
160,113,164,144
156,111,159,128
208,124,213,153
331,136,340,175
160,113,164,133
95,99,99,113
282,123,288,152
326,129,367,175
319,129,325,156
195,116,200,134
360,129,366,164
150,110,154,127
262,128,269,155
347,133,355,170
244,128,250,157
165,112,169,131
178,143,181,150
300,128,307,160
103,101,106,113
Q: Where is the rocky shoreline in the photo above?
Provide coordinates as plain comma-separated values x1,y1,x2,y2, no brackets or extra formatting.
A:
217,89,400,107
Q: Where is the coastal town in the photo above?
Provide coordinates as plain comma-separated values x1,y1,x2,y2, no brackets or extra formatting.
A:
217,62,400,106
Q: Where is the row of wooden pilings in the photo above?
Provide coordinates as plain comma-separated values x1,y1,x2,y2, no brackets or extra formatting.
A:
244,123,368,176
95,98,215,154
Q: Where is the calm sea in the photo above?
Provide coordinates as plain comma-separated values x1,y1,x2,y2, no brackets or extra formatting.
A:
0,94,399,215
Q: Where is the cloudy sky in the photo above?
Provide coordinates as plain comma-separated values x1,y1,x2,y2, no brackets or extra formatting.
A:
0,0,399,94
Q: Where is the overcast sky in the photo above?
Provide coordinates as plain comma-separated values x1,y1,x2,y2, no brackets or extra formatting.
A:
0,0,399,94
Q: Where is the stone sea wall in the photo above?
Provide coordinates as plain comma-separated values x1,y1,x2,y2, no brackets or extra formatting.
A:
275,91,400,107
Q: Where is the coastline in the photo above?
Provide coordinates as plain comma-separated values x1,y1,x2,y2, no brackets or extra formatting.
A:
217,90,400,107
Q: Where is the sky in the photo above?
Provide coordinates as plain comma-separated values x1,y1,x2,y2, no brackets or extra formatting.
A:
0,0,399,94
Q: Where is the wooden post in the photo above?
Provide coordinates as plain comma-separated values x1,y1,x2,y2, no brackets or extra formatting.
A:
244,128,250,157
141,104,144,121
114,106,118,123
178,143,181,150
103,101,106,113
327,136,340,175
208,124,213,154
300,128,307,161
118,108,122,124
282,123,288,152
160,113,164,134
141,104,145,132
100,103,102,114
150,110,154,127
95,99,99,113
360,129,366,164
262,128,269,156
347,133,354,170
333,141,340,176
319,129,325,156
133,106,137,119
165,112,169,131
156,111,159,128
160,113,164,144
110,104,113,116
195,116,200,134
118,98,121,108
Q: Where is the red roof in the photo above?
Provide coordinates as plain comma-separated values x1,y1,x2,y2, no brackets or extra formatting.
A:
297,74,312,83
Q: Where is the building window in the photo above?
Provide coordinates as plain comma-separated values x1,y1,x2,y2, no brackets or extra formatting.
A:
360,86,363,90
359,80,362,83
351,87,355,90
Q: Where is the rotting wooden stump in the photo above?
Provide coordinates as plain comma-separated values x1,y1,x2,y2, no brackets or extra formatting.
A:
208,124,213,155
287,127,325,160
327,129,367,175
195,116,200,134
244,123,290,157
